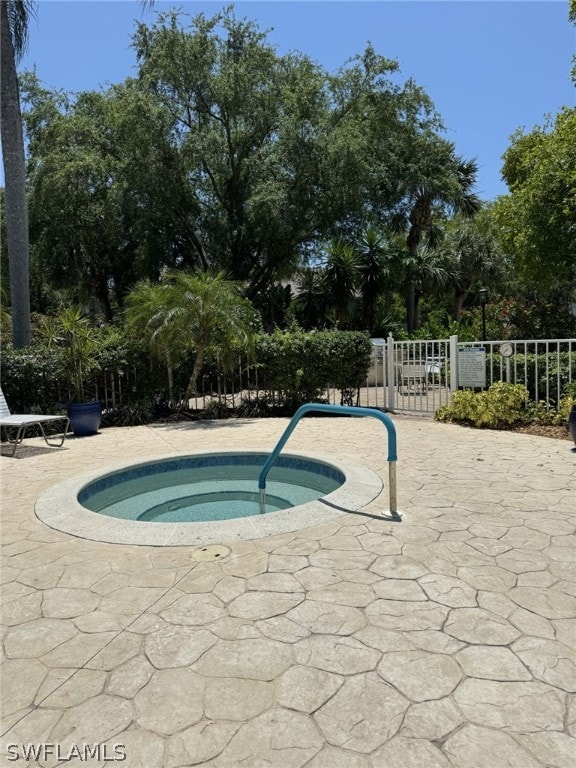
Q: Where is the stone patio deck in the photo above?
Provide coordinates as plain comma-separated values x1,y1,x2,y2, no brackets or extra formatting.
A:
1,416,575,767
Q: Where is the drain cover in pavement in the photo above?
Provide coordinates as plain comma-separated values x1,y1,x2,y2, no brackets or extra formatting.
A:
191,544,232,562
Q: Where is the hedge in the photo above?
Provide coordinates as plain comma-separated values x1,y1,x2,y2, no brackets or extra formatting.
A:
253,329,372,407
1,329,372,417
484,351,575,406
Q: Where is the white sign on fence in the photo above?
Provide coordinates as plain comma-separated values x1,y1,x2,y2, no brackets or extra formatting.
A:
458,347,486,388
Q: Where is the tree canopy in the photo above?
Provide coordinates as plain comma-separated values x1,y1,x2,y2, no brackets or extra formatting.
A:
23,7,440,319
494,108,576,288
6,4,574,343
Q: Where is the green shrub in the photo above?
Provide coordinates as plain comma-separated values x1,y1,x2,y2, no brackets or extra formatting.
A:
95,331,170,403
412,308,476,342
485,351,575,407
526,393,575,426
200,400,231,420
436,382,529,429
254,329,371,409
1,346,64,412
1,331,167,414
564,381,576,399
102,400,155,427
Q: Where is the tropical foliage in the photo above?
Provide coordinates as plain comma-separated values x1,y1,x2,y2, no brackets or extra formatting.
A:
125,270,259,401
0,4,575,425
494,108,576,288
38,308,102,402
255,328,372,408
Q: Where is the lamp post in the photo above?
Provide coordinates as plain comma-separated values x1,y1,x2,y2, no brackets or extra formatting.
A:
478,288,488,342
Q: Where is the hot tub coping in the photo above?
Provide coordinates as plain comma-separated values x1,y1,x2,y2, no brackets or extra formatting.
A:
35,450,384,546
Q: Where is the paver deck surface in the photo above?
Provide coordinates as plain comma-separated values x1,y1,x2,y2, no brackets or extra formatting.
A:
1,416,575,767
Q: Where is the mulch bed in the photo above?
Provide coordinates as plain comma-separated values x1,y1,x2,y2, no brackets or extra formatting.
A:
512,424,572,441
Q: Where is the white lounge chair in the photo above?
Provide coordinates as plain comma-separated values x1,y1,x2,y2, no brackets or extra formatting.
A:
0,388,70,456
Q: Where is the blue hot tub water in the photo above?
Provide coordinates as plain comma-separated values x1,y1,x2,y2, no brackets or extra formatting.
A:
78,453,345,523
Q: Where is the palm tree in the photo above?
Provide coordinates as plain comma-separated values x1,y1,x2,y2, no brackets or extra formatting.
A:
125,271,258,403
356,226,389,333
123,279,179,403
323,240,360,329
392,134,481,332
439,210,503,320
401,245,453,330
294,268,329,329
1,0,36,348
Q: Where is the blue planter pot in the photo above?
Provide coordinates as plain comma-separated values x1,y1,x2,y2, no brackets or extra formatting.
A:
569,405,576,447
67,401,102,437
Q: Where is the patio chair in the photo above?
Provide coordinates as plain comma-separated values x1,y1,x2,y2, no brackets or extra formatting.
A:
397,362,428,394
0,387,70,456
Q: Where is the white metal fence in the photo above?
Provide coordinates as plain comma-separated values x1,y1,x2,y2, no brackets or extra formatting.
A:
365,335,576,414
98,335,573,417
457,339,575,408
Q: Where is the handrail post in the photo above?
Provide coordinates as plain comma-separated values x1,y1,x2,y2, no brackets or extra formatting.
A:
389,461,397,517
258,403,399,518
450,334,459,391
387,332,395,412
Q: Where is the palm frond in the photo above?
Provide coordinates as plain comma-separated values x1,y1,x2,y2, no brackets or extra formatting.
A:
7,0,37,60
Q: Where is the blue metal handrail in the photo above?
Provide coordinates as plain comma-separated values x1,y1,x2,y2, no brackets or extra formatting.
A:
258,403,398,517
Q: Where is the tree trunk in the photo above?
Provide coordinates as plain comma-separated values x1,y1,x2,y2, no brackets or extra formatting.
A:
453,288,468,320
405,221,422,334
406,282,416,334
185,348,205,403
414,289,423,331
94,274,113,322
167,365,173,405
405,197,432,335
0,0,31,348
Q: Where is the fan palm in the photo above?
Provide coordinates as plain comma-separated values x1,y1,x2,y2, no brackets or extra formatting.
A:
294,269,330,329
323,240,360,329
392,135,481,332
439,210,503,319
125,271,258,403
356,226,390,333
404,245,453,330
1,0,36,347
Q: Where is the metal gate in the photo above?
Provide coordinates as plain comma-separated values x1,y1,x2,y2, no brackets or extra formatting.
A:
361,335,575,415
362,335,452,414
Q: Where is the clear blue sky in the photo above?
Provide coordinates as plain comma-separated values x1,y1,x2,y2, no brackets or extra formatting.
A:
17,0,576,201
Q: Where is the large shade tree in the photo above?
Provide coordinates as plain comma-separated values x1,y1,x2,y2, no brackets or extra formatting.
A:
1,0,35,347
19,5,472,336
494,108,576,289
23,76,203,317
493,2,575,297
133,8,328,299
132,9,428,303
24,9,421,316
